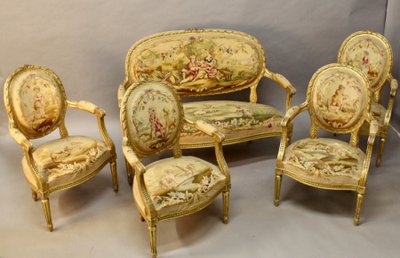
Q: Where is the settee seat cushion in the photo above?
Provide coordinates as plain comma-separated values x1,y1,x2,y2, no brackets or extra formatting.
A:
133,156,226,217
180,100,283,147
22,136,111,191
282,138,365,187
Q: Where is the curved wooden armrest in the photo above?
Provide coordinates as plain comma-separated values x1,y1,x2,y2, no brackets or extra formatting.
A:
118,83,127,108
359,118,379,186
264,68,296,110
67,100,105,117
122,144,157,217
67,100,115,152
9,123,32,152
367,119,379,146
184,118,230,179
381,76,398,127
281,102,308,127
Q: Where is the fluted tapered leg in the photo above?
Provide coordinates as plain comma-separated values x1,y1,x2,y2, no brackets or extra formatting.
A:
222,190,230,224
41,198,53,232
148,224,157,258
274,174,282,207
354,193,364,226
110,161,119,192
376,137,386,167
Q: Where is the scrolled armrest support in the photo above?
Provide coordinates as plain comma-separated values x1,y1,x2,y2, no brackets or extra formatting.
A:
122,143,157,218
359,118,379,187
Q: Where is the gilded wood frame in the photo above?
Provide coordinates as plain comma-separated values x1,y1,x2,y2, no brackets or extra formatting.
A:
4,65,118,231
274,63,378,225
338,30,398,166
117,28,296,150
120,81,231,257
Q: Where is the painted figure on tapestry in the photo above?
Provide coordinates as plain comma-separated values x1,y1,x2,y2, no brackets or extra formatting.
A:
132,34,262,93
344,38,387,88
18,76,61,134
313,72,365,129
129,88,179,151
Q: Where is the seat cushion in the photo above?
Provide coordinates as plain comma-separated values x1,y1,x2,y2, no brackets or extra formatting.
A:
282,138,365,187
180,100,283,146
22,136,111,191
133,156,226,217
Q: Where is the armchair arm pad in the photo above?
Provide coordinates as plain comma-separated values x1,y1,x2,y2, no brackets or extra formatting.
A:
264,69,296,95
67,100,105,117
368,119,379,145
194,120,225,143
390,78,398,97
281,102,308,127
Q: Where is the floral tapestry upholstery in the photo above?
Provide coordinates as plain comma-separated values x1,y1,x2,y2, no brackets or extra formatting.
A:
22,136,111,191
7,69,65,138
282,138,365,187
339,33,391,91
133,156,226,217
127,30,264,95
125,82,182,156
180,100,283,146
309,68,368,131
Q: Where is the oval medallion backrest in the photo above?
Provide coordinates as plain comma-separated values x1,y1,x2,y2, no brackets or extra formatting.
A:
307,64,370,134
4,65,67,139
338,30,392,93
121,81,183,157
125,29,266,96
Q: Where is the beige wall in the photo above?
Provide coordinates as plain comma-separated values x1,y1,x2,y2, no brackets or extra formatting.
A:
0,0,397,136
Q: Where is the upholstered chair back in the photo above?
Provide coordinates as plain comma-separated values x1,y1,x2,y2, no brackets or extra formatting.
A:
338,31,393,99
120,81,184,157
307,64,370,142
4,65,67,139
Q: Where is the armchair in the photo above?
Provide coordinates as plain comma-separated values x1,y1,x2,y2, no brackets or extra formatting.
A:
338,30,398,166
3,65,118,231
120,81,230,257
274,63,378,225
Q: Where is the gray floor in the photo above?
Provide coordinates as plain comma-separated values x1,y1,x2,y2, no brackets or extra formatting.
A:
1,118,400,258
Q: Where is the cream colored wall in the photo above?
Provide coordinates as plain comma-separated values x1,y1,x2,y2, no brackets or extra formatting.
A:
0,0,397,136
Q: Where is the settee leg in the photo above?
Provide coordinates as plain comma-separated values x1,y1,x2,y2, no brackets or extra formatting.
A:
274,174,282,206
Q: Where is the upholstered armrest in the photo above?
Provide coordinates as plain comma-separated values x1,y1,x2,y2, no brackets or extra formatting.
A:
118,83,127,108
67,100,115,152
184,118,230,179
389,76,398,97
9,123,32,152
281,102,308,127
264,68,296,110
67,100,105,117
193,120,225,143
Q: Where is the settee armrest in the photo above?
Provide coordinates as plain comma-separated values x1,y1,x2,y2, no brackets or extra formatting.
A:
264,68,296,110
381,76,398,129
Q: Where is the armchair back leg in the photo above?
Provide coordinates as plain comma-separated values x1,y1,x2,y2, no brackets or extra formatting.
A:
223,190,230,224
274,173,282,207
376,137,386,167
354,193,364,226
